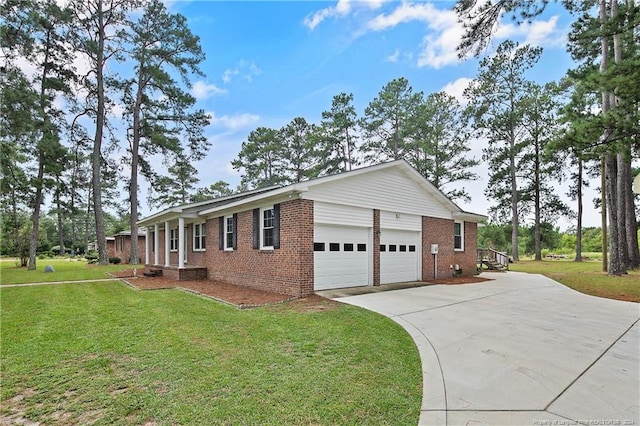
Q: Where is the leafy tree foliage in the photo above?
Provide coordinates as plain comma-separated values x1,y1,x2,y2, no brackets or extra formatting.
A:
407,91,479,202
519,81,572,259
319,92,360,171
122,0,209,262
360,77,422,162
232,127,286,189
2,0,75,269
455,0,639,273
465,40,543,261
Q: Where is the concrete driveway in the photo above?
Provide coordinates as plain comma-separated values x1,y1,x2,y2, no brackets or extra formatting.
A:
331,272,639,425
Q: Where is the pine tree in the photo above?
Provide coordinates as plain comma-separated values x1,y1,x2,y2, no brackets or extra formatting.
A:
464,41,542,261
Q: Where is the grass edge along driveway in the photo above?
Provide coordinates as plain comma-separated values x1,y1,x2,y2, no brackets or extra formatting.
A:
1,281,422,425
509,259,640,303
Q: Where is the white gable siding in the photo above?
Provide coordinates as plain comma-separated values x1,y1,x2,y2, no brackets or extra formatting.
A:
305,167,452,219
380,211,422,231
314,202,372,227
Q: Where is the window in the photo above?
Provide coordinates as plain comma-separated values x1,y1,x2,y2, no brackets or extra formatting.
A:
253,206,279,250
314,243,325,251
344,243,354,251
262,208,274,248
380,245,386,252
224,216,234,250
357,243,366,252
399,245,407,252
194,223,206,251
170,228,178,251
409,245,416,252
329,243,340,252
454,222,464,251
389,244,397,252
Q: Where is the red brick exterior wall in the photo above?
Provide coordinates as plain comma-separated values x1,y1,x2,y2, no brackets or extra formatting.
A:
113,235,146,264
206,199,314,297
107,240,115,258
422,218,478,280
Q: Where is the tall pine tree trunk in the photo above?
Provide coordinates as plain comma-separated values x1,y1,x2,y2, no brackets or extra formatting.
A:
510,130,519,262
28,152,45,270
93,0,108,265
129,73,144,265
56,188,64,255
601,156,608,272
616,152,629,271
574,155,583,262
534,133,541,261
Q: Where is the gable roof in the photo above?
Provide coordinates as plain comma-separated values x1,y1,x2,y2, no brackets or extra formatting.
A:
138,160,487,226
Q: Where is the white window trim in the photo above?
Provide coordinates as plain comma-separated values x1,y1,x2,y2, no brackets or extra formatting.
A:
193,222,206,252
224,215,234,251
260,206,275,250
454,221,464,251
170,228,179,252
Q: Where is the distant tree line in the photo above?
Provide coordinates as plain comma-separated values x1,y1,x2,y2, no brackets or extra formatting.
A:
1,0,638,276
2,0,211,267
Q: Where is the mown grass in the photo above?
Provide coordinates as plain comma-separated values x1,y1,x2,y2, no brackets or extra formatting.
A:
0,282,422,425
510,259,640,302
0,258,135,285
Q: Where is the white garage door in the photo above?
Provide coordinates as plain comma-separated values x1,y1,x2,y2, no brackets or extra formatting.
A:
380,229,420,284
314,224,369,290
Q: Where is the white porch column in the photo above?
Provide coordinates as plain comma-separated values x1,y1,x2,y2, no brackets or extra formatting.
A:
164,220,171,267
145,226,150,264
178,217,185,268
153,224,159,265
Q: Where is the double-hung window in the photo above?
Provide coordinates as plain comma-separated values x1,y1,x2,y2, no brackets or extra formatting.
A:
262,208,274,248
454,222,464,251
225,216,234,250
169,228,179,251
253,205,279,250
193,223,206,251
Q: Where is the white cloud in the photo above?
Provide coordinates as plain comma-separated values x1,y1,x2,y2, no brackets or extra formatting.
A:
191,81,227,100
494,16,562,48
385,49,400,63
222,68,239,84
441,77,473,104
366,3,465,69
221,61,262,84
208,112,260,131
367,2,436,31
304,0,385,30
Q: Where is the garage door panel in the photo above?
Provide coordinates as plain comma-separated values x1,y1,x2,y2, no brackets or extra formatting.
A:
314,225,369,291
380,229,420,284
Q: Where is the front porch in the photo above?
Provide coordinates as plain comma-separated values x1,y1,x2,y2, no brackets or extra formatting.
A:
144,264,208,281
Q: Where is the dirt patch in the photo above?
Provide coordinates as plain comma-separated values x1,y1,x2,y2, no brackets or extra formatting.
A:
285,295,341,313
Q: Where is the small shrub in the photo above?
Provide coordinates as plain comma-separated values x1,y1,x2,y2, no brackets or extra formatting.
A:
109,257,121,264
85,253,97,261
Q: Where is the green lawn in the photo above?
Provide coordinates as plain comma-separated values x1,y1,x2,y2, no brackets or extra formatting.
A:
0,282,422,425
509,259,640,302
0,258,135,285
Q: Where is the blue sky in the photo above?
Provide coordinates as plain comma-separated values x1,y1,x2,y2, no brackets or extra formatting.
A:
135,1,596,228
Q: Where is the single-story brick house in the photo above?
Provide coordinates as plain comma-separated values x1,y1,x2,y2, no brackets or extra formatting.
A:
107,229,147,264
137,160,487,297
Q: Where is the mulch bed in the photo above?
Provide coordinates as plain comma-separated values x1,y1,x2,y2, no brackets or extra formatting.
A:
427,276,493,285
108,270,297,308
